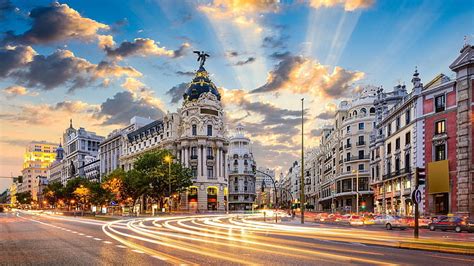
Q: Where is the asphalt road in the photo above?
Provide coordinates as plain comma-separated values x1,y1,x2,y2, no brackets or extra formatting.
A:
1,211,473,265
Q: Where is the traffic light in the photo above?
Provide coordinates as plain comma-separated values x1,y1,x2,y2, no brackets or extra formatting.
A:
416,167,426,186
361,201,366,210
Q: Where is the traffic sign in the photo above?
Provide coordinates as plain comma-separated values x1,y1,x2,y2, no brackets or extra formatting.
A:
411,189,422,204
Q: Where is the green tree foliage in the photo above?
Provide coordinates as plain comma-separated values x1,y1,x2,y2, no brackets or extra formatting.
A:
16,191,32,205
43,181,64,206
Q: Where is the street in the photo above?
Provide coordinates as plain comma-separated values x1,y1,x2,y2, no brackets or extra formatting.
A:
1,211,473,265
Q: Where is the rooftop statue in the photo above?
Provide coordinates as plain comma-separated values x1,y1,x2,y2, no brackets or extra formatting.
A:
193,50,209,68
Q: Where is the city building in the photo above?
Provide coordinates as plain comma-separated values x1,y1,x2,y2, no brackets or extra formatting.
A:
255,167,276,208
449,43,474,217
304,148,319,210
19,141,58,201
62,120,104,185
48,142,65,184
119,64,229,212
99,116,153,177
315,87,378,213
8,182,17,205
370,75,424,216
78,155,100,182
281,161,300,208
227,124,256,211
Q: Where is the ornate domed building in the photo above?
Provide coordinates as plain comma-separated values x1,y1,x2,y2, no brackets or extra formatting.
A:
120,60,229,212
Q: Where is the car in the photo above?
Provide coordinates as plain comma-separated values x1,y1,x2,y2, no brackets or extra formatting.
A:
362,214,375,225
349,215,364,226
428,217,474,233
374,214,390,225
385,215,408,230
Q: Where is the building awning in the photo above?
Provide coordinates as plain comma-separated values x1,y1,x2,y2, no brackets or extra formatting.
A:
427,160,450,194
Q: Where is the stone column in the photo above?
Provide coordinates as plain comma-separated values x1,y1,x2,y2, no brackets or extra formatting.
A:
197,146,202,178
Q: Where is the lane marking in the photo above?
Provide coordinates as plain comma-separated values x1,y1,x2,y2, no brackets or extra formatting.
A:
152,255,167,260
78,233,85,236
103,241,112,244
116,245,127,248
132,249,145,254
94,238,102,241
86,235,93,238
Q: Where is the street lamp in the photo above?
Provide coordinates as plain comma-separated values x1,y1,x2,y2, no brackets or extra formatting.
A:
164,154,172,213
352,169,359,215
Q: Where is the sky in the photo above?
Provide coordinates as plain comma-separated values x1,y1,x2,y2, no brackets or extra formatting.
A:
0,0,473,191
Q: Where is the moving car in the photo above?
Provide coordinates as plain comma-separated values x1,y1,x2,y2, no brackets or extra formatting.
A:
349,215,364,226
428,217,474,233
385,215,408,230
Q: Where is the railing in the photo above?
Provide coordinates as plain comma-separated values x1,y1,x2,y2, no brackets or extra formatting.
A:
324,168,332,174
324,156,332,163
344,144,352,149
356,141,365,146
382,167,411,180
344,155,369,162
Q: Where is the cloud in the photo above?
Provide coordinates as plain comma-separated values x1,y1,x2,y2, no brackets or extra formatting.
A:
269,51,290,60
3,85,29,98
104,38,190,60
98,35,115,49
166,82,189,104
309,0,374,11
251,53,365,98
226,51,239,57
175,70,194,77
3,2,109,45
95,91,164,125
0,138,31,147
262,35,288,49
0,45,36,78
310,128,323,137
0,0,15,20
315,103,337,120
233,57,256,66
1,46,141,92
0,100,98,125
121,77,145,92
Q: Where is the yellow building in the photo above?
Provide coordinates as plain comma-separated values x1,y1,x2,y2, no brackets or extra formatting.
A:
19,141,58,201
9,183,17,205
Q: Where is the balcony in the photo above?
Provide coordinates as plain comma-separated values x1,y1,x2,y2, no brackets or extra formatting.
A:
344,144,352,149
344,155,369,162
206,155,214,160
324,156,332,163
382,167,411,180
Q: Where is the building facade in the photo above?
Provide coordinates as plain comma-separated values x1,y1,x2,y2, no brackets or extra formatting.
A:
227,124,256,211
19,141,58,201
62,120,104,185
99,116,153,177
119,65,229,212
255,167,276,208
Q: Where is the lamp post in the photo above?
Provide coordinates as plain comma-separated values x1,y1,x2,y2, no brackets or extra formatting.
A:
300,98,305,224
352,169,359,215
164,155,172,213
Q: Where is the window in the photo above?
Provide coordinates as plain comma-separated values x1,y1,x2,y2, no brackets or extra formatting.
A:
405,131,411,146
346,126,350,133
395,158,400,171
434,144,446,161
358,164,364,170
405,153,410,171
358,123,364,130
395,138,400,150
192,124,197,136
346,152,350,160
358,136,364,145
435,120,446,135
387,143,392,154
207,166,214,178
191,167,197,178
358,150,364,159
387,124,392,136
191,147,197,157
396,117,400,130
207,125,212,136
435,94,446,112
346,166,351,172
207,147,213,157
405,110,411,124
370,107,376,114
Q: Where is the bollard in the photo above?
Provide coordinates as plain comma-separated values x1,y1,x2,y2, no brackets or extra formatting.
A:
275,213,278,223
264,211,266,222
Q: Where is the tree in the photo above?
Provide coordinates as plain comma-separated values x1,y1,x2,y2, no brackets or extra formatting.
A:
89,181,112,207
120,169,149,214
134,150,193,209
64,177,89,202
101,169,125,202
43,182,64,207
16,191,32,205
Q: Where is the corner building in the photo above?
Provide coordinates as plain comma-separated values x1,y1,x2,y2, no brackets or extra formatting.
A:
120,66,229,212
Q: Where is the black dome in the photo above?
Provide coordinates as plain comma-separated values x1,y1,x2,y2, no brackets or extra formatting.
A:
183,66,221,102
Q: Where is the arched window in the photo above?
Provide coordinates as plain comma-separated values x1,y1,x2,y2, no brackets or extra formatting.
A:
192,124,197,136
352,110,358,116
370,107,375,114
361,108,367,115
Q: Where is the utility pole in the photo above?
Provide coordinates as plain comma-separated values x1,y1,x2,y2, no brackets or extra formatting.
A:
300,98,305,224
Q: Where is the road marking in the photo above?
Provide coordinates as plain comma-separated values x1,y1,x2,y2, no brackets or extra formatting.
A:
152,255,167,261
116,245,127,248
78,233,85,236
103,241,112,244
86,235,93,238
132,249,145,254
72,231,78,234
93,238,102,241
